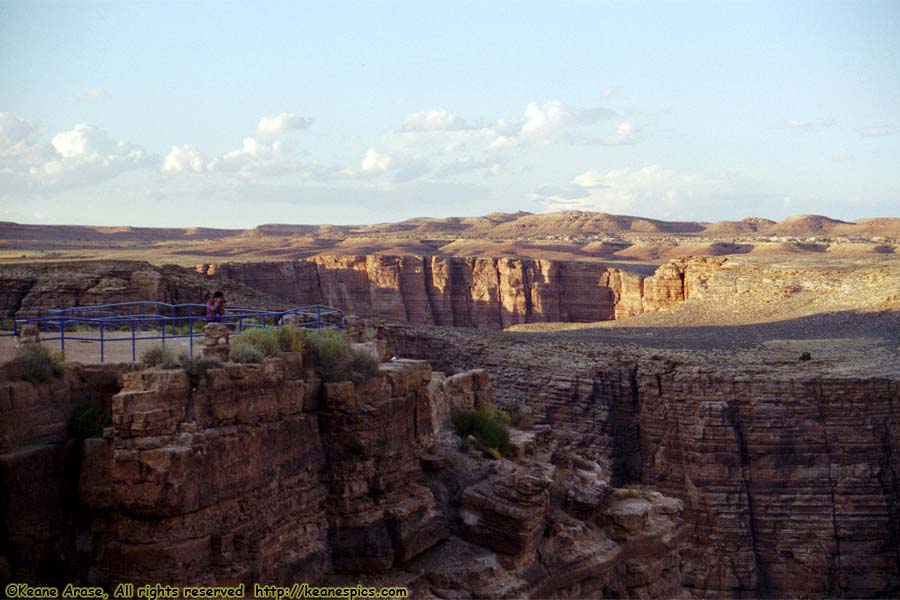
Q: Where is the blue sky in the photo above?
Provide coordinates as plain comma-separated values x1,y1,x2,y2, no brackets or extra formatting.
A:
1,1,898,227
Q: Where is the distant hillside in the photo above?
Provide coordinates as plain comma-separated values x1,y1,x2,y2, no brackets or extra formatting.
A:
4,211,899,243
2,212,897,266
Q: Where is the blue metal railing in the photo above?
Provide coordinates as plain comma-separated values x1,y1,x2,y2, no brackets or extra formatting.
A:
0,301,342,363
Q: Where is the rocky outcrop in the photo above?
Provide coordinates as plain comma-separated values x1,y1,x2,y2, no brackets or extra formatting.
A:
375,323,900,598
201,255,724,328
0,261,286,318
2,353,686,598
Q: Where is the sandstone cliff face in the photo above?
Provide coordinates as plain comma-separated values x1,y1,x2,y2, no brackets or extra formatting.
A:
0,262,286,318
201,256,724,328
1,257,720,329
2,355,686,598
0,361,128,585
376,324,900,598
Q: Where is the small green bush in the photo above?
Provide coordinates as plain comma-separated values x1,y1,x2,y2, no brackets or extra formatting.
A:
229,343,264,364
275,326,306,353
230,326,306,358
799,352,812,361
232,327,281,357
304,329,380,383
140,345,180,369
451,407,511,456
68,402,110,440
16,344,65,383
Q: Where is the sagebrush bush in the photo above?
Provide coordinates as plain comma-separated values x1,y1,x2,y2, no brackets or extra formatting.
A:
231,327,281,357
229,343,264,364
16,344,65,383
451,407,511,456
304,329,380,383
68,402,110,439
231,325,305,358
140,344,180,369
799,352,812,361
275,326,305,353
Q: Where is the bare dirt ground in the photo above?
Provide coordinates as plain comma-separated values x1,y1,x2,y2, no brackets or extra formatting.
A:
505,254,900,375
0,331,198,365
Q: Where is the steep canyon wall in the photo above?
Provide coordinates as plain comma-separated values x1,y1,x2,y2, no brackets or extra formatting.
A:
0,256,723,329
1,355,686,598
202,256,725,328
377,325,900,598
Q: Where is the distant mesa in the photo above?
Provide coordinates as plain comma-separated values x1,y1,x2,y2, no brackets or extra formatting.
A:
1,211,898,267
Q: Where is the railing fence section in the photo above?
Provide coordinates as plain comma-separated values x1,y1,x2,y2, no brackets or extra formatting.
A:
1,301,343,363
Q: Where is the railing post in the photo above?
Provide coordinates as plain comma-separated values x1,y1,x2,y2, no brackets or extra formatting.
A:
60,318,65,355
189,317,193,355
316,306,321,330
161,316,166,346
131,320,136,362
100,322,104,363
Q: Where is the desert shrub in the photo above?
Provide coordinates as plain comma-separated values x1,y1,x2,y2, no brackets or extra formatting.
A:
229,343,264,364
275,326,306,353
68,402,110,440
179,353,223,386
232,327,281,357
362,325,377,341
346,346,381,382
141,344,180,369
16,344,65,383
799,352,812,361
452,407,511,456
305,329,381,383
230,325,306,358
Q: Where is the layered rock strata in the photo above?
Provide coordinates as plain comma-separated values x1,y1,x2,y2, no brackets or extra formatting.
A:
1,354,686,598
0,256,723,329
201,255,725,328
374,323,900,598
0,361,128,584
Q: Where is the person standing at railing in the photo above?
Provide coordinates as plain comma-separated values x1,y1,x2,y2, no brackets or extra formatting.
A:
206,291,226,323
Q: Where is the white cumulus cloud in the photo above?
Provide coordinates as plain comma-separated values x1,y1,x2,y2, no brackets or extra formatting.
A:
162,145,208,174
491,100,619,147
207,136,301,175
40,123,152,186
360,148,393,172
0,116,153,190
401,109,469,132
256,112,312,136
533,166,720,217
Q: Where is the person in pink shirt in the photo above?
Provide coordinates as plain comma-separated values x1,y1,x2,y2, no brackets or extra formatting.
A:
206,290,226,323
